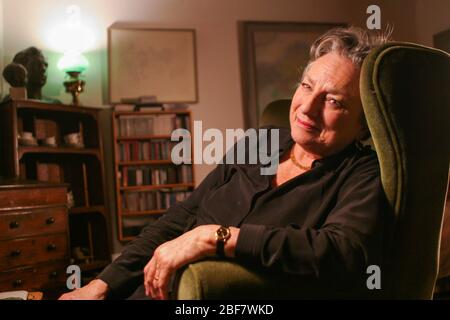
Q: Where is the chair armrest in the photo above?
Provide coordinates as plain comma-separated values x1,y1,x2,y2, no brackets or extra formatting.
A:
176,260,272,299
175,260,389,299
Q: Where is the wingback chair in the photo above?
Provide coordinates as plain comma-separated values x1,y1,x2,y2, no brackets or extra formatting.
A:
176,42,450,299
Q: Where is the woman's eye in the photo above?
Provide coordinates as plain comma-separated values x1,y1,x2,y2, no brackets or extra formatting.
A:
327,98,344,108
300,82,311,90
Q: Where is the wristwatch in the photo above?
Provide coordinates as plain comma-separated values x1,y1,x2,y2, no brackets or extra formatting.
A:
215,226,231,257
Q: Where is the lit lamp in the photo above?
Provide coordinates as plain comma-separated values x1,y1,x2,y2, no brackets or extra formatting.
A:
57,52,89,105
49,5,95,105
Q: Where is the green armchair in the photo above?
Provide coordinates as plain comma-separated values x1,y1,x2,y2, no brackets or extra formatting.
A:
176,42,450,299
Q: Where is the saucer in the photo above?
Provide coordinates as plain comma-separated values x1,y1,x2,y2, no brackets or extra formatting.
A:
65,142,85,148
42,142,57,148
38,139,57,147
18,137,38,146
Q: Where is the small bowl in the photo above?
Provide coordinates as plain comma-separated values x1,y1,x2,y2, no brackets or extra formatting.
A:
64,133,81,145
39,137,57,147
18,137,38,146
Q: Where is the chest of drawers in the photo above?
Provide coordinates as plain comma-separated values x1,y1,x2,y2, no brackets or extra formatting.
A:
0,180,69,292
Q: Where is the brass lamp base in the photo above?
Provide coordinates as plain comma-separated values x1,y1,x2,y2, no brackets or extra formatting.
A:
63,71,85,105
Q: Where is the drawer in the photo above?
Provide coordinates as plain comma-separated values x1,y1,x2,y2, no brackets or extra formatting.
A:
0,187,67,210
0,261,68,292
0,234,68,270
0,207,67,240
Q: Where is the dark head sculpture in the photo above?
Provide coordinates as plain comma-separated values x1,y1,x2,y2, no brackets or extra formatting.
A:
12,47,48,99
2,47,61,104
2,63,28,87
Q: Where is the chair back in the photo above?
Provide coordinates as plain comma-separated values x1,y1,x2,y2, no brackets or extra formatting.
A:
259,99,291,128
360,42,450,299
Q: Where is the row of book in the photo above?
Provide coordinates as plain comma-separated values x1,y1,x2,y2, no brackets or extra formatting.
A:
35,162,63,183
114,102,189,112
120,165,193,187
118,140,178,162
117,114,191,137
121,189,192,212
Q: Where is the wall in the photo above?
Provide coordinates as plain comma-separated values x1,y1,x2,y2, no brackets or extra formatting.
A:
1,0,422,122
0,0,4,97
415,0,450,47
1,0,443,254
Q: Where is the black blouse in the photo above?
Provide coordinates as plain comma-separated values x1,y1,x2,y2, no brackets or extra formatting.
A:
99,127,394,298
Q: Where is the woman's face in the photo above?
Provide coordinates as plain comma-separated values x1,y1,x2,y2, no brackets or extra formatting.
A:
290,52,364,157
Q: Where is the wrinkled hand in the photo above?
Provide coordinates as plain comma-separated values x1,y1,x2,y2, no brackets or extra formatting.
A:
58,279,109,300
144,225,219,300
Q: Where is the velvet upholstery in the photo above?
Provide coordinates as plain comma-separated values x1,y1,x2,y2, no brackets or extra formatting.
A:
259,99,291,128
177,260,271,300
176,43,450,299
359,42,450,298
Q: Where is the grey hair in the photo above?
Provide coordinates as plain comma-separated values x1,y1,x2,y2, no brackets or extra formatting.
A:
309,26,393,67
303,26,393,141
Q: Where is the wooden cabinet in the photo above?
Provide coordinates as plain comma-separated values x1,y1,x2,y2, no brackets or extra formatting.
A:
112,109,195,241
0,180,69,293
0,99,111,280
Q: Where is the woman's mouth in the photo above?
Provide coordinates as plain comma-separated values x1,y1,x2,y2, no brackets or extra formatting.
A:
295,115,319,131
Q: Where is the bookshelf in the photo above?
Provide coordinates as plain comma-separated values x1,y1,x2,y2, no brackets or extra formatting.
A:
0,99,111,279
112,109,195,241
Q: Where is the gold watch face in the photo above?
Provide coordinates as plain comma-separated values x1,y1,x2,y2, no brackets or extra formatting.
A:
216,226,231,241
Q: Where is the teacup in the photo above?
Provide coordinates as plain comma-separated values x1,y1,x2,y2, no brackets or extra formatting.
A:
44,136,56,146
21,131,33,140
64,133,81,145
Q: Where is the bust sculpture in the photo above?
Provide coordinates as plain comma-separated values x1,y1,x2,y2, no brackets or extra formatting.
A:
12,47,48,100
2,63,27,87
2,47,61,103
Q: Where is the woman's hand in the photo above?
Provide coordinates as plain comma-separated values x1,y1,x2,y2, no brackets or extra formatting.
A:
143,225,239,300
58,279,109,300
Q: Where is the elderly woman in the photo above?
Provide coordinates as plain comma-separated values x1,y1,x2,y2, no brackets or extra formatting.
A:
60,26,394,300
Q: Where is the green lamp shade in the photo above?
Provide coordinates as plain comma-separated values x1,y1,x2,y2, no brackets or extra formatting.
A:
57,53,89,73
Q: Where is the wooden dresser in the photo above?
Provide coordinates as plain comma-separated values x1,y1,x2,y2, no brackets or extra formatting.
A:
0,180,70,294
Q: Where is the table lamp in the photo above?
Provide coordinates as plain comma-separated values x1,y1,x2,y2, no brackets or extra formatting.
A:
57,52,89,105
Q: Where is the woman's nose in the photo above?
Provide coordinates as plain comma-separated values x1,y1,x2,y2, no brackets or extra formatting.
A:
300,94,321,118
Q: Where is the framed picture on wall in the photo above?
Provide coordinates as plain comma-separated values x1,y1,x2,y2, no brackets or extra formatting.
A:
433,29,450,53
238,21,345,129
108,24,198,104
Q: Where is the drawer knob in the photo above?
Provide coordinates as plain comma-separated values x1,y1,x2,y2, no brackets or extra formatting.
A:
47,244,57,251
49,271,58,279
13,279,23,287
10,249,21,257
46,217,56,225
9,221,20,229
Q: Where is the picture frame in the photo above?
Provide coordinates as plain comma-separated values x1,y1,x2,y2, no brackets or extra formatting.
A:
238,21,345,128
433,28,450,53
108,24,198,104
